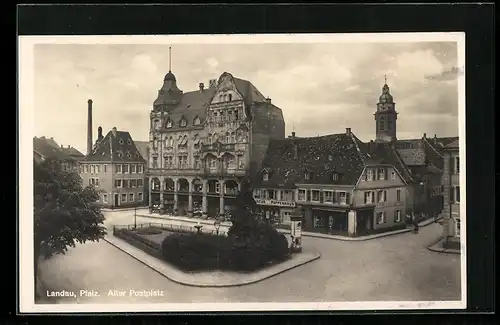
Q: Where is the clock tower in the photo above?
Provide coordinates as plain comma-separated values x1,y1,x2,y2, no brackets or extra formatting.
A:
374,76,398,142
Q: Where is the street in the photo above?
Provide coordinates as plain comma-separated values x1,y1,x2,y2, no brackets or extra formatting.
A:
37,209,461,304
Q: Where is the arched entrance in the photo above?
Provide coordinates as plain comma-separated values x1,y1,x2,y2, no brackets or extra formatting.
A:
150,177,161,211
206,179,220,218
177,178,190,216
163,177,175,214
191,178,204,216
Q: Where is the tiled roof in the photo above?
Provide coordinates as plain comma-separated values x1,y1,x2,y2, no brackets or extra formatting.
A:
33,137,70,161
369,142,413,184
444,138,459,149
396,148,426,166
85,129,145,162
154,72,270,132
61,146,85,159
255,132,371,188
134,141,149,163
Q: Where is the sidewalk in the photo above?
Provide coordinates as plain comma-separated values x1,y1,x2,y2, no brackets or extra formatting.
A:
427,237,461,255
102,207,149,212
136,213,442,242
104,235,320,287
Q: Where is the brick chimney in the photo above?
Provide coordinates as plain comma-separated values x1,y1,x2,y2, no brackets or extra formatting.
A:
266,97,272,105
423,133,427,139
199,82,204,92
87,99,93,156
346,128,351,135
433,134,437,144
209,79,217,88
112,127,117,137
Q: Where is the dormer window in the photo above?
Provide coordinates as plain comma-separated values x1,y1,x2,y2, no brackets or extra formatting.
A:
262,172,269,181
180,118,187,127
166,120,173,128
117,151,123,158
332,172,339,181
193,116,201,126
127,152,132,158
304,172,313,180
119,139,124,145
127,139,132,145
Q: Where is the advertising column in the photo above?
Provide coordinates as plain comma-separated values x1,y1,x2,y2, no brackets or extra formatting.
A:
290,207,303,253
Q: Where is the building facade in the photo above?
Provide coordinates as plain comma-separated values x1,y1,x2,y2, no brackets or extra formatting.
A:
147,70,285,218
253,129,411,236
33,136,83,172
79,99,147,208
440,139,461,244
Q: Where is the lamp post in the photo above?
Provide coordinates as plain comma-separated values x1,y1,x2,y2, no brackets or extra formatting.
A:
134,206,137,230
214,219,221,236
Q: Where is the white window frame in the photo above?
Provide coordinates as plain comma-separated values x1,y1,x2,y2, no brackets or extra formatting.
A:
364,191,374,204
395,210,401,222
262,172,269,181
103,164,107,174
137,179,143,188
339,192,347,205
116,164,122,174
377,190,385,203
138,192,143,202
366,168,374,181
297,189,306,201
130,164,136,174
396,189,401,202
122,164,129,174
376,211,386,224
377,168,385,180
311,190,320,202
324,190,334,203
95,178,99,187
121,193,127,203
129,193,134,202
391,169,396,180
115,179,122,188
138,165,143,173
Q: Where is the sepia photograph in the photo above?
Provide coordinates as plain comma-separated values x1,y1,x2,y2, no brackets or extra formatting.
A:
19,33,466,313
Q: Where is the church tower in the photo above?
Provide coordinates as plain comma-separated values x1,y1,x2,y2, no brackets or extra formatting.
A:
153,46,183,112
374,76,398,142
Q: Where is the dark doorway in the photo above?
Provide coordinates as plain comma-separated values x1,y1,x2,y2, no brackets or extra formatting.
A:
114,194,119,207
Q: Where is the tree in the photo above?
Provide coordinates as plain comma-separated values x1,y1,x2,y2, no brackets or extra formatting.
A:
33,159,107,286
227,179,259,239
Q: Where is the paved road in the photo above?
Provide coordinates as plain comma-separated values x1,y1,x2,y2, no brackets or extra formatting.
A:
38,210,461,304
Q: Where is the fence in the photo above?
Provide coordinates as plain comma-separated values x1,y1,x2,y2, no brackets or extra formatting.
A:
113,223,227,236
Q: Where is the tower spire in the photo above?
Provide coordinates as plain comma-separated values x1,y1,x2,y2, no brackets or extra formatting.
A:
169,46,172,72
384,74,387,85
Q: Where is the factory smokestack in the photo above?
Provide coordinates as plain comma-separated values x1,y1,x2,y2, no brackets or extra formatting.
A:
87,99,93,156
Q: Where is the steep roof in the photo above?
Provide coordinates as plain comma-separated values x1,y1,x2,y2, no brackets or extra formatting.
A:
444,138,459,149
233,77,267,105
134,141,149,163
254,132,372,188
33,137,70,161
85,129,145,162
369,142,414,184
61,146,85,159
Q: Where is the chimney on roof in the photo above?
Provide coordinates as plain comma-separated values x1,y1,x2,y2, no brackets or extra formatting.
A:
209,79,217,88
87,99,93,156
199,82,204,92
41,136,45,139
112,127,117,137
369,140,375,152
50,137,53,140
67,145,70,148
423,133,427,139
346,128,351,135
433,134,437,144
291,131,296,139
266,97,272,104
60,145,63,148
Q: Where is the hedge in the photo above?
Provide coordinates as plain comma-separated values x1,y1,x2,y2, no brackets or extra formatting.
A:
161,226,290,272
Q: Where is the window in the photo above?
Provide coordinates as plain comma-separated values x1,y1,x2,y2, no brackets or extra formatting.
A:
123,180,129,188
84,165,89,173
304,172,313,180
91,165,95,174
364,191,374,204
129,193,134,202
253,189,262,199
397,189,401,201
228,94,232,101
130,179,137,188
395,210,401,223
119,140,124,145
366,168,374,181
377,168,386,180
164,156,173,168
339,192,347,205
311,190,320,202
455,186,460,203
166,120,172,128
116,164,122,173
122,164,129,174
95,178,100,187
103,194,108,203
127,139,132,145
194,157,201,169
115,179,122,188
281,190,293,201
215,183,221,193
376,212,385,224
377,190,387,203
96,165,100,173
324,191,333,203
332,173,339,181
379,121,384,130
130,164,136,173
152,157,158,168
387,120,393,130
262,172,269,181
455,218,461,237
103,164,107,174
137,165,143,173
180,119,187,127
298,189,306,201
455,156,460,174
121,193,127,203
138,193,143,202
391,169,396,180
193,116,201,125
137,179,143,187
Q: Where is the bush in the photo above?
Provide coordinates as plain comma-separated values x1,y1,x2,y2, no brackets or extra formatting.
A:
136,227,163,235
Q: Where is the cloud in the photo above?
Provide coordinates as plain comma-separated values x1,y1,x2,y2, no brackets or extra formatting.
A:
32,41,459,153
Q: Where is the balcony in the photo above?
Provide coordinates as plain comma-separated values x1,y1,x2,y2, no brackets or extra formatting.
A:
203,166,246,177
201,143,235,153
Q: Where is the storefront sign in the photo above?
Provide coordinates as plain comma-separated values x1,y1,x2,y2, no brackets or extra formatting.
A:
255,199,296,207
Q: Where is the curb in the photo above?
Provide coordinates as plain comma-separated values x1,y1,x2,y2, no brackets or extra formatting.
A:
137,214,442,242
103,236,320,288
103,207,149,212
427,237,461,255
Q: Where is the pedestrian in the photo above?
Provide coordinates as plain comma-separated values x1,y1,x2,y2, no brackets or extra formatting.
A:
412,220,419,234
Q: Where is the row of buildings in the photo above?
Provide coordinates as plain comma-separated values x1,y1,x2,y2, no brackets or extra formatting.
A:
33,64,461,243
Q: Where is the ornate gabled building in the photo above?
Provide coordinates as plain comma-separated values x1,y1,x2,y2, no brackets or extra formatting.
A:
147,67,285,219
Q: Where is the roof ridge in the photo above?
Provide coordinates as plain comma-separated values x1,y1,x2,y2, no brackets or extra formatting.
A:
423,137,444,158
349,133,366,165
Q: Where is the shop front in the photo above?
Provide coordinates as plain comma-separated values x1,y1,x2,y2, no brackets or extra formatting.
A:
300,206,349,234
254,198,296,225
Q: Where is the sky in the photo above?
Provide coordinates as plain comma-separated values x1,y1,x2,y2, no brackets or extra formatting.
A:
32,39,460,154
